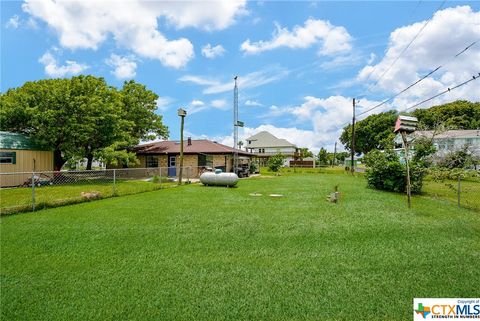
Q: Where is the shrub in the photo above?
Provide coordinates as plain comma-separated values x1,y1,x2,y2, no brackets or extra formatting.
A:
267,154,285,172
249,162,258,174
364,149,426,194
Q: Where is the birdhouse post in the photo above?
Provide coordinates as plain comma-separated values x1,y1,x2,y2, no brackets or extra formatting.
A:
394,115,418,209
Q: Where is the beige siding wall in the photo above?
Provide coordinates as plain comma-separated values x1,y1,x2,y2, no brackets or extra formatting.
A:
0,149,54,187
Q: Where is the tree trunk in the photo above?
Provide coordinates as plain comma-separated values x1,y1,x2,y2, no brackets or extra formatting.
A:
86,154,94,170
54,149,66,172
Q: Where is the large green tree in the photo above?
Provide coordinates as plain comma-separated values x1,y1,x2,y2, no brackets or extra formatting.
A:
340,110,397,154
412,100,480,130
339,100,479,154
0,76,168,170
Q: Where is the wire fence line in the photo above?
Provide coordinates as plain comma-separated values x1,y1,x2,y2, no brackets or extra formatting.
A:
422,174,480,211
0,166,207,215
1,166,478,215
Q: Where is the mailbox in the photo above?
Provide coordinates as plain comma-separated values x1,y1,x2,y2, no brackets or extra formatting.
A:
394,115,418,133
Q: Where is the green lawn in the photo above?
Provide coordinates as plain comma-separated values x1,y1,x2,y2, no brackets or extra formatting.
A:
0,180,177,214
1,173,479,321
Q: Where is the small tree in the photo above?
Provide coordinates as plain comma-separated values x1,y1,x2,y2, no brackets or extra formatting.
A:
317,148,328,166
267,154,285,172
437,145,476,169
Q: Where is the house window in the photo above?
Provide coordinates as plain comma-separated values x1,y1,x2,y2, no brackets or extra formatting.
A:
146,155,159,168
198,154,213,167
0,152,16,164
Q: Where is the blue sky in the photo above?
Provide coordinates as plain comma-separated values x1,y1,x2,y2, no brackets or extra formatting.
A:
2,1,480,152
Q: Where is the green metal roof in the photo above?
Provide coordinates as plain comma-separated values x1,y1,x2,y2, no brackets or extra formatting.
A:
0,131,50,151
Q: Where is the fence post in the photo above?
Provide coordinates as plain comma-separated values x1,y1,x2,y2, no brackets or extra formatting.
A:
113,169,116,196
159,166,162,189
31,172,36,211
457,175,461,208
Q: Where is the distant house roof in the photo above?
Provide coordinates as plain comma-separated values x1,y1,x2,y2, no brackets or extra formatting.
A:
415,130,480,139
245,131,297,148
133,139,254,156
394,129,480,145
0,131,50,151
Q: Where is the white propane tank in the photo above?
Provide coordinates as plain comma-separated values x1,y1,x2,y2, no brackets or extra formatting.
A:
200,171,239,187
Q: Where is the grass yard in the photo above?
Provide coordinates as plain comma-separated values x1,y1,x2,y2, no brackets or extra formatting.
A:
0,180,177,214
1,173,479,320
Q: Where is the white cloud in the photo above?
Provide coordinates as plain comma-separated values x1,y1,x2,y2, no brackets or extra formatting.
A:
6,15,20,28
201,44,226,59
211,99,228,109
186,99,229,115
241,18,352,56
38,52,88,77
156,97,174,112
22,0,246,68
179,66,289,94
256,95,385,152
105,54,137,79
245,99,263,107
206,124,320,153
357,5,480,104
187,99,207,115
178,75,219,86
319,53,364,71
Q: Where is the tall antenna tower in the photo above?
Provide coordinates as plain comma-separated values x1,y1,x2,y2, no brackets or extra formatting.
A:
233,76,239,174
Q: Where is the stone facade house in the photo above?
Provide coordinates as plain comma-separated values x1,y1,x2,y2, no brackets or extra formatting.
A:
110,138,254,177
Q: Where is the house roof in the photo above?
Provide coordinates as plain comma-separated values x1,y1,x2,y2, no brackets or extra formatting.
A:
245,131,297,148
0,131,50,151
415,130,480,139
133,139,255,156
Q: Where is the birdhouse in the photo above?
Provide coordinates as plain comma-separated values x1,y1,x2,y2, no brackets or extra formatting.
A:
394,115,418,133
177,108,187,117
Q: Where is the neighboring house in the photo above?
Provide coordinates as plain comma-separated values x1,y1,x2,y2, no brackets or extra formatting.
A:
394,130,480,158
109,138,254,177
245,131,299,167
0,131,54,187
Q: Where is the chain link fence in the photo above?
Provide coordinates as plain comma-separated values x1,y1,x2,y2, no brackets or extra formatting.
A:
0,166,203,215
422,171,480,211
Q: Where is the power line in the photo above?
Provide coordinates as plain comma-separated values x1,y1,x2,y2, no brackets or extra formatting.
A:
335,72,479,133
402,72,479,112
356,40,478,117
359,0,425,87
363,0,446,94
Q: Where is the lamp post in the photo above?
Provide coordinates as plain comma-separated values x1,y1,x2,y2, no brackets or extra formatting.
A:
178,108,187,185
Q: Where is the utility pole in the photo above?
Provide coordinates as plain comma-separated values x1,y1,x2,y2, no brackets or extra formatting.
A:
350,98,356,174
177,108,187,185
333,141,337,167
233,76,239,174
